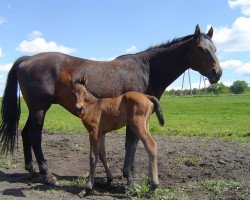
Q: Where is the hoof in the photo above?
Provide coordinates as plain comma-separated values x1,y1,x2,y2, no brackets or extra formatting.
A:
150,183,158,191
78,189,93,198
107,176,113,186
42,174,59,186
28,171,39,179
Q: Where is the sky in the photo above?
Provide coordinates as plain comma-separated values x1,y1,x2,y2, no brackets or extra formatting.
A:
0,0,250,95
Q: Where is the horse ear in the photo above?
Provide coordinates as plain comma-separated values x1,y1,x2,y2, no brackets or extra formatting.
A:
207,27,213,38
194,24,201,37
82,75,88,85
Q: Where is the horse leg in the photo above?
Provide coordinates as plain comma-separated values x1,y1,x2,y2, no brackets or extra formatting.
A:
98,135,113,185
123,126,139,185
29,110,59,186
21,116,36,177
130,118,159,192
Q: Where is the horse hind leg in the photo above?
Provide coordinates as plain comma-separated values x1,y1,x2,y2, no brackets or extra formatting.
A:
123,126,139,186
21,116,36,177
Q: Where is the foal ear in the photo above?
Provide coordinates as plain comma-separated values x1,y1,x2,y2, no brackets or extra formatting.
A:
194,24,201,37
81,75,88,85
207,27,213,38
68,76,73,87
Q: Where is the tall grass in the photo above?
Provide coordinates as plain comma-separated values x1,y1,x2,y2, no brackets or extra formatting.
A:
1,93,250,140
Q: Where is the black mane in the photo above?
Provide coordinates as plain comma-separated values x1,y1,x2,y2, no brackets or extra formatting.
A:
146,34,194,51
116,34,194,59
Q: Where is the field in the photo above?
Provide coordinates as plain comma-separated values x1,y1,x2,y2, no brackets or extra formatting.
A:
18,93,250,140
0,94,250,200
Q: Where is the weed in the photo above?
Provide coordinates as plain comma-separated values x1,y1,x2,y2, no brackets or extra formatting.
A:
126,173,187,200
201,179,241,198
175,156,200,166
0,156,17,169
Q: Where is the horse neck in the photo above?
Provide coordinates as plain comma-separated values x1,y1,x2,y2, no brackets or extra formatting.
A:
139,38,193,97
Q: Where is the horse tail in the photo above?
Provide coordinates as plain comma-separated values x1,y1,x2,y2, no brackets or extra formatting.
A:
0,56,29,154
148,96,165,126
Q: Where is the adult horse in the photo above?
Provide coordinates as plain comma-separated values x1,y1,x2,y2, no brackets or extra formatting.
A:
0,25,222,186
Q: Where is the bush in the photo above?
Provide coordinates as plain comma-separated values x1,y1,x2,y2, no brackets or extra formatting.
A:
208,82,229,95
230,80,248,94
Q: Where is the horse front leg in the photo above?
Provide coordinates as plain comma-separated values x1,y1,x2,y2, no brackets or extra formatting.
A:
123,126,139,186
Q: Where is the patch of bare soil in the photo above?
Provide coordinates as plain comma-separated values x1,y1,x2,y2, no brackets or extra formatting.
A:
0,132,249,200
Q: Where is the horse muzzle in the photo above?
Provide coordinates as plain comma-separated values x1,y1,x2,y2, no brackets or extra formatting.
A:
207,68,222,84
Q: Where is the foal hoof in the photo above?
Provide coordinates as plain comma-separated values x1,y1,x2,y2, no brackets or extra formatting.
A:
42,174,59,186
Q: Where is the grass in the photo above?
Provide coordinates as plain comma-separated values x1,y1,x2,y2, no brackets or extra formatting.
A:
1,93,250,140
126,174,249,200
0,156,17,169
126,173,188,200
201,179,249,199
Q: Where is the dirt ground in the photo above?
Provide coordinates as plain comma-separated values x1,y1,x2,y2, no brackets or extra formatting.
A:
0,132,249,200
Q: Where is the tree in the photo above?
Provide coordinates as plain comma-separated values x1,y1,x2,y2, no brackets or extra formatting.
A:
230,80,248,94
208,82,228,94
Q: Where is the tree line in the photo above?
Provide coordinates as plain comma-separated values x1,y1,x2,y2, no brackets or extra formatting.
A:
167,80,249,96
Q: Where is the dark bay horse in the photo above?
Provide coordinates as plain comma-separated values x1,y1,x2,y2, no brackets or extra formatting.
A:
70,75,164,196
0,25,222,186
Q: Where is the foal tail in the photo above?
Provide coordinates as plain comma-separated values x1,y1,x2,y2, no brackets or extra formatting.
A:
148,96,165,126
0,56,29,154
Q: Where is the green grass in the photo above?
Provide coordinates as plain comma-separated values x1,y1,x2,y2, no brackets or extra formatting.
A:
1,93,250,140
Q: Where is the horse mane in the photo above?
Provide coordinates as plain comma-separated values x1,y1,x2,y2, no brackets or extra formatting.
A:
116,34,195,59
145,34,194,51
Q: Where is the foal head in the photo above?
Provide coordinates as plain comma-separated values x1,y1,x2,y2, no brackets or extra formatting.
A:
69,75,89,119
188,25,222,84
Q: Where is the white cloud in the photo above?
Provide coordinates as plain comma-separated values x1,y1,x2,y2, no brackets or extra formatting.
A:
212,17,250,52
125,45,138,53
0,47,3,57
235,62,250,75
16,31,76,54
228,0,250,15
28,30,43,40
0,63,12,72
0,16,7,25
220,59,242,69
220,59,250,76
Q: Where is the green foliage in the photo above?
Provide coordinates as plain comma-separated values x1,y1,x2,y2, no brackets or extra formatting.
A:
230,80,249,94
126,174,187,200
0,156,17,169
201,180,241,198
207,82,229,94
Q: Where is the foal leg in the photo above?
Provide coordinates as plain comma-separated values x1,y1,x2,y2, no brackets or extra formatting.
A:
123,126,139,185
79,131,100,197
130,119,159,191
99,135,113,185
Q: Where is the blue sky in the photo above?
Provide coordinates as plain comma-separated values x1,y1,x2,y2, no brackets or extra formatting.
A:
1,0,250,95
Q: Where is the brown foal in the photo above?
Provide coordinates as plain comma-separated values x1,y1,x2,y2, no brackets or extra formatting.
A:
70,76,164,196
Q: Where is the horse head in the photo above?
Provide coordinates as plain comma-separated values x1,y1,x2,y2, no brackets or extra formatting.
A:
188,25,222,84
